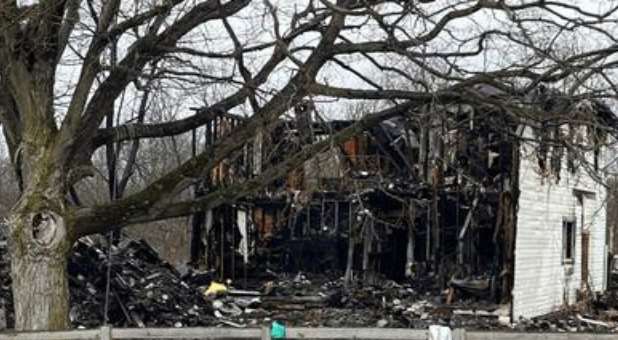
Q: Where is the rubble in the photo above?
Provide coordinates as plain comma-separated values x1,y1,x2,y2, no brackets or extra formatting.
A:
513,309,618,333
0,235,214,329
192,271,618,332
68,237,214,328
1,228,618,332
0,236,12,329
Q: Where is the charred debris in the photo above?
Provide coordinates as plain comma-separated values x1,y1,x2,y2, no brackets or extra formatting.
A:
0,232,213,329
0,224,617,331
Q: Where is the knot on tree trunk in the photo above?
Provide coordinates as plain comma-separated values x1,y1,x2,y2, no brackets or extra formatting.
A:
8,207,70,260
30,211,64,248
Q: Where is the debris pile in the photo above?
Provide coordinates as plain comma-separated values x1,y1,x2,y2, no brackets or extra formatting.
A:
202,273,510,329
192,272,618,333
68,238,214,328
515,309,618,333
0,235,11,330
0,237,213,329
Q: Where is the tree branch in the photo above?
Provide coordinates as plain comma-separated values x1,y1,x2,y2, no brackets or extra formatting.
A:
72,5,348,237
74,99,415,235
56,0,252,168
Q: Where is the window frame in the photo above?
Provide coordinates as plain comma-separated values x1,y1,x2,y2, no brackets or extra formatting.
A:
562,216,576,265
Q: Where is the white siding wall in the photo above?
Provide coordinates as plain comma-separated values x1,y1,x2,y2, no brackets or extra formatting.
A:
512,130,607,320
587,191,608,292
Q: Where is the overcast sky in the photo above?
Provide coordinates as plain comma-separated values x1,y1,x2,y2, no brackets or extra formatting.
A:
2,0,617,163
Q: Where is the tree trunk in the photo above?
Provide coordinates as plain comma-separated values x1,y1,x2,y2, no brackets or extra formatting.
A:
9,207,72,331
11,251,70,330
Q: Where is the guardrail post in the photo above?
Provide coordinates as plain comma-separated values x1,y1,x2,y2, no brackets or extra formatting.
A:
100,325,112,340
452,328,466,340
261,326,271,340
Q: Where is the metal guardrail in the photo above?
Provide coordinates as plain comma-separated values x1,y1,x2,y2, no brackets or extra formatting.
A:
0,327,615,340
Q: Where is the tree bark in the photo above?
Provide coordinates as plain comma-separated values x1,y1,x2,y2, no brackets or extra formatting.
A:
9,204,72,331
11,249,70,331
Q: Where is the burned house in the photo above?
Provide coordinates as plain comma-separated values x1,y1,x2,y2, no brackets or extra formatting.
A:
190,85,614,322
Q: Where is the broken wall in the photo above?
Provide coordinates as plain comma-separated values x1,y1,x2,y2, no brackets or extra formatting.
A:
512,125,608,319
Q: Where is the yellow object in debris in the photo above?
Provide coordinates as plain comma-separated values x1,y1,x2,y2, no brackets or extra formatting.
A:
204,282,228,296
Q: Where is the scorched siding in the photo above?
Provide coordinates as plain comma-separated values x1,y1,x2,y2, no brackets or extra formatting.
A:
512,135,607,320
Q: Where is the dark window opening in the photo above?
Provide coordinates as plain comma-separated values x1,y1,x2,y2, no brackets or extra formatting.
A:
563,219,576,264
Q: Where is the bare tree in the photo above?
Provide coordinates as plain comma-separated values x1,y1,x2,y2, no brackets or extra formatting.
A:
1,0,618,331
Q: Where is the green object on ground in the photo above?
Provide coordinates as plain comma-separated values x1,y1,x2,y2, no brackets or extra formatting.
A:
271,321,286,339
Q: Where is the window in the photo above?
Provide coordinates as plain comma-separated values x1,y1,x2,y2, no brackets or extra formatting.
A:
562,218,576,264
